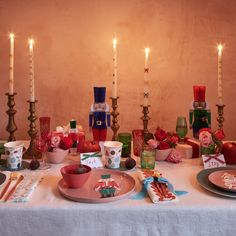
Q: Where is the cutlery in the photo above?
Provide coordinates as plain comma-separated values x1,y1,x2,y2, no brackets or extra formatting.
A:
0,172,19,200
4,174,24,202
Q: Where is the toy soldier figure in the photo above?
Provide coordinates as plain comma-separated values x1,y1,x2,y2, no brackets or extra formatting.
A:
89,87,110,141
189,85,211,138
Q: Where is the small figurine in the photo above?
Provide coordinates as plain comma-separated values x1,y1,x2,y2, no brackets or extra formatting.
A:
189,86,211,138
94,174,120,198
89,87,110,142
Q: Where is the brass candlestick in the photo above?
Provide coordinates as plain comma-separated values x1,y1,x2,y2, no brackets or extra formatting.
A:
141,105,151,144
216,104,225,130
23,100,41,159
6,93,17,141
110,97,120,141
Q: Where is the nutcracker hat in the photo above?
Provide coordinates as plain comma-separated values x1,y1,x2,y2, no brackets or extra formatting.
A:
193,85,206,102
94,87,106,103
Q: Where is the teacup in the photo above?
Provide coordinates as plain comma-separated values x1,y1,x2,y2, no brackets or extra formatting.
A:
4,141,24,170
104,141,123,169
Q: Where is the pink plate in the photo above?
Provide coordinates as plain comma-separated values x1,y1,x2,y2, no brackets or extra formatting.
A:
58,168,135,203
208,169,236,192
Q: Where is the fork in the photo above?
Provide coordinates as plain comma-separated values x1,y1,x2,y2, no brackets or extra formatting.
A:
0,172,19,200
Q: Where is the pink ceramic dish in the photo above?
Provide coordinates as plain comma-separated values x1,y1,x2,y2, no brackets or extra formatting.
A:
46,149,69,164
60,164,91,188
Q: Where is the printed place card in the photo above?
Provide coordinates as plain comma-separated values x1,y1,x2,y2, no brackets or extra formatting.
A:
202,154,226,169
81,152,103,168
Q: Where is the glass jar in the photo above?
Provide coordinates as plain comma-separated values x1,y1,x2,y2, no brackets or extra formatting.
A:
118,132,132,157
140,145,156,169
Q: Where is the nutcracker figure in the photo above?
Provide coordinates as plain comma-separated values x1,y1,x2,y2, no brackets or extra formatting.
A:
89,87,110,142
189,86,211,138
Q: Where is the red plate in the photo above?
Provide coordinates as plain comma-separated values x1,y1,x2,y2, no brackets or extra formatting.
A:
208,169,236,192
58,168,135,203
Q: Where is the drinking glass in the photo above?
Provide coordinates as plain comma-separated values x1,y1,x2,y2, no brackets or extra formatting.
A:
39,117,50,141
118,133,132,157
140,146,155,169
35,136,51,170
176,116,188,144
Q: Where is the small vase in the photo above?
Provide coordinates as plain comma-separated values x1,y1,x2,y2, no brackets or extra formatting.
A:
46,149,69,164
155,148,172,161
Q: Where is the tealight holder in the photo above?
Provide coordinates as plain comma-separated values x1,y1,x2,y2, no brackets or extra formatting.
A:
23,100,41,159
110,97,120,141
6,93,17,141
216,104,225,130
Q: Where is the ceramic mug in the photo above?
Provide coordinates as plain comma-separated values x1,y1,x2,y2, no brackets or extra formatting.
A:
4,141,24,170
104,141,123,169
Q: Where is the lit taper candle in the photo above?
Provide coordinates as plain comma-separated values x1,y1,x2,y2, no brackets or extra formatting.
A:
217,44,223,105
112,38,118,98
9,33,15,95
28,38,35,102
143,48,150,106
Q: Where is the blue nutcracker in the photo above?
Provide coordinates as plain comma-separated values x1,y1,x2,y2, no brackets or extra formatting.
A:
89,87,110,142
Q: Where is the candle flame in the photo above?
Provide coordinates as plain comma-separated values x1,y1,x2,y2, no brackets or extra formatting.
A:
28,38,34,50
217,44,223,53
9,33,15,41
145,48,150,58
112,38,117,49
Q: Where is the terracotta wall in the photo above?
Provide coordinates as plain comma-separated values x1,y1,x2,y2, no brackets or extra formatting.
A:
0,0,236,141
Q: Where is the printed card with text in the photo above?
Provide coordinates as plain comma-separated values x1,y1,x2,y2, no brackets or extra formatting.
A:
81,152,103,168
202,154,226,169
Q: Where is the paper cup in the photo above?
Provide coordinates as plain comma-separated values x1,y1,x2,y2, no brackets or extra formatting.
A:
4,141,24,170
104,141,123,169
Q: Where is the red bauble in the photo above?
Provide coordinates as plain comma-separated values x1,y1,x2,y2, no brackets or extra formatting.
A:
221,142,236,164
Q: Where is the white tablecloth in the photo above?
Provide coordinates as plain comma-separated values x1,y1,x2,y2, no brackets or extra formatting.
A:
0,155,236,236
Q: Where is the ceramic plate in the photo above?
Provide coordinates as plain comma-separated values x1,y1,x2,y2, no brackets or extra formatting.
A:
208,169,236,192
58,168,135,203
197,167,236,198
0,172,7,187
0,160,29,171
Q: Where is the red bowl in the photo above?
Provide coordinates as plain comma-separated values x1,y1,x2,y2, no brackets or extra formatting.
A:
60,164,91,188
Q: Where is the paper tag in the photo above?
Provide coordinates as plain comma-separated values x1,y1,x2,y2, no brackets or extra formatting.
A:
202,154,226,169
80,152,103,168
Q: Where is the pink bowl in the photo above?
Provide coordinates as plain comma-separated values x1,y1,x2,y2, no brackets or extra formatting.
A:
60,164,91,188
46,149,69,164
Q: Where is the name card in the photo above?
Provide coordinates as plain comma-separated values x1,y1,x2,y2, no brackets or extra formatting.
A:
81,152,103,168
202,154,226,169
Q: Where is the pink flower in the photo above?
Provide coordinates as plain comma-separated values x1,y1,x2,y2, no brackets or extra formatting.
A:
214,129,225,141
51,136,61,148
166,149,182,163
147,139,160,149
199,131,213,148
155,127,168,141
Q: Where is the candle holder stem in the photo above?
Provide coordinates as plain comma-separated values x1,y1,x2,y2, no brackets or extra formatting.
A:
216,104,225,130
110,97,120,141
23,100,41,159
141,105,151,145
6,93,17,142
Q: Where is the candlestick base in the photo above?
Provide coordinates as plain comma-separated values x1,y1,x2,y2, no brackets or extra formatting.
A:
5,93,17,142
110,97,120,141
216,104,226,130
140,105,151,144
23,100,41,159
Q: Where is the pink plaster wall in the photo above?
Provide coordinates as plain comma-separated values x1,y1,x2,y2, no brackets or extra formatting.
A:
0,0,236,140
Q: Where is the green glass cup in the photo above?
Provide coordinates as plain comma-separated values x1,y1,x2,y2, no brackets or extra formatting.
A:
176,116,188,144
118,133,132,157
140,146,156,169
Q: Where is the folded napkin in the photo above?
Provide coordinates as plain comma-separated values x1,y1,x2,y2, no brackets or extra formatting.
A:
0,172,43,202
131,170,187,203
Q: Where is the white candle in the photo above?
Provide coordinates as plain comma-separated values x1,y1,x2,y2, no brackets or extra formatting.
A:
217,44,223,105
143,48,150,106
112,38,117,98
9,33,14,95
28,38,35,102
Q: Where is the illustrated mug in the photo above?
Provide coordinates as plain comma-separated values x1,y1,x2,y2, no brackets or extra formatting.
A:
4,141,24,170
104,141,123,169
